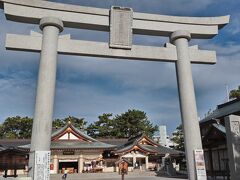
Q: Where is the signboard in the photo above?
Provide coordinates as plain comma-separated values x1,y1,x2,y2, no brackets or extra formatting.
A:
194,149,207,180
119,161,128,175
63,151,75,155
34,151,51,180
110,6,133,49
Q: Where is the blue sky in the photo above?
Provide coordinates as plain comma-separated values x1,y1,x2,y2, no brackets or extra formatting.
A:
0,0,240,134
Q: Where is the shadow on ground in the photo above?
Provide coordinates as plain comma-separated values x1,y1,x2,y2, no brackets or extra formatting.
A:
155,171,188,179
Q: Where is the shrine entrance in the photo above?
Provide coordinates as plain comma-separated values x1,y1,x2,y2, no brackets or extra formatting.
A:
0,0,229,179
59,160,78,174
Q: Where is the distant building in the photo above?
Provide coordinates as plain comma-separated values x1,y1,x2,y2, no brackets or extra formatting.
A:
159,126,167,146
153,125,174,148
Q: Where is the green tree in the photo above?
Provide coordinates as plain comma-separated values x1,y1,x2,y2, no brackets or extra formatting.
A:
171,124,185,151
229,86,240,99
0,116,86,139
52,119,65,129
87,113,114,137
52,116,87,129
0,116,33,139
113,109,158,138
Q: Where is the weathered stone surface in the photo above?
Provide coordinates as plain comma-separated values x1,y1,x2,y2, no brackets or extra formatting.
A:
0,1,230,180
225,115,240,180
110,6,133,49
170,30,203,180
6,34,216,64
0,0,229,38
28,17,63,179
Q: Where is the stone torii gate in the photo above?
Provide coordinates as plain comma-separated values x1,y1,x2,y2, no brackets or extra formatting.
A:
0,0,229,179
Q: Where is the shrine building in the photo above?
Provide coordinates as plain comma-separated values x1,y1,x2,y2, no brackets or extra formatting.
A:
0,121,182,176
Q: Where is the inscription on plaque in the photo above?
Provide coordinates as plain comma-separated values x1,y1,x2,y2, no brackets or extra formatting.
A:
63,151,75,155
231,121,240,135
231,121,240,152
110,6,133,49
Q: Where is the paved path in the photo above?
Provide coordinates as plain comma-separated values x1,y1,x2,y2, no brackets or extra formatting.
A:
50,172,187,180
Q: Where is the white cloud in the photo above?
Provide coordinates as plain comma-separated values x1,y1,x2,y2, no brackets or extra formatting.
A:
51,0,214,15
191,43,240,118
0,0,239,134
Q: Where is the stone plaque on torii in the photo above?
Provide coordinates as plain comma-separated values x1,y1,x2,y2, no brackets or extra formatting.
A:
0,0,229,180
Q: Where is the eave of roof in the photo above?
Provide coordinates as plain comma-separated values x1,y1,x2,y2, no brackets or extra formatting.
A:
96,138,128,146
19,140,116,150
200,99,240,124
212,123,226,134
51,123,97,142
125,134,160,147
202,123,226,147
115,134,183,155
0,146,28,154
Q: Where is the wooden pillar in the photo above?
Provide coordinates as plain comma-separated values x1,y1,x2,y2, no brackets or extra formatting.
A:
4,169,7,178
53,155,58,174
145,156,149,170
78,155,84,173
209,149,214,178
133,154,136,168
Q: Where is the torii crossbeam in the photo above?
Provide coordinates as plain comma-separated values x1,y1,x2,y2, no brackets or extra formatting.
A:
0,0,229,180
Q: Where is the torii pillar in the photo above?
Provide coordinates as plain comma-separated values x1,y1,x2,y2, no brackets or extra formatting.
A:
28,17,63,177
171,30,203,180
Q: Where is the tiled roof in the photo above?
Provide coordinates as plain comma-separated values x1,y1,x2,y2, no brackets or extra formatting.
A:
51,124,68,137
0,146,28,154
115,143,137,153
17,123,117,150
96,138,128,146
19,140,116,150
0,139,30,148
115,134,183,155
70,125,97,142
141,144,182,155
200,98,240,123
51,123,97,142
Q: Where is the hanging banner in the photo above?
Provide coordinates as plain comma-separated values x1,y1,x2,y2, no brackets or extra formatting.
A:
194,149,207,180
34,151,51,180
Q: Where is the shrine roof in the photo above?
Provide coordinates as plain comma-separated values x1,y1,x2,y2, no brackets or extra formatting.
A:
200,98,240,124
96,138,128,146
51,122,97,142
19,140,115,150
17,122,117,150
114,133,183,156
141,144,183,155
0,139,30,147
0,146,28,155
